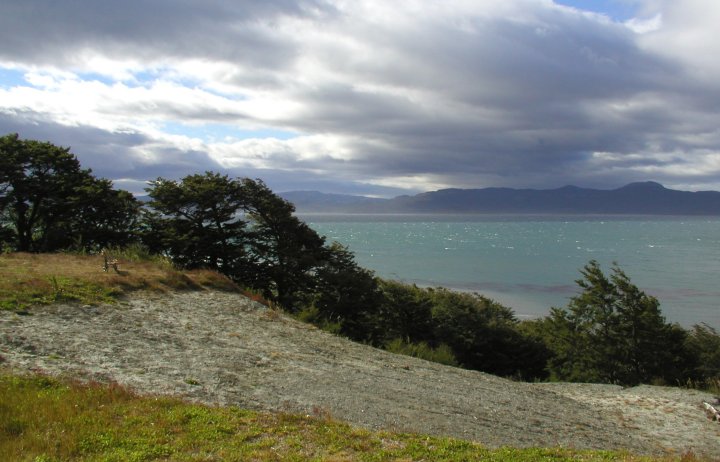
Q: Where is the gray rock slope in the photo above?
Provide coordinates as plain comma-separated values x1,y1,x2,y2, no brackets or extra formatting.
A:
1,290,718,457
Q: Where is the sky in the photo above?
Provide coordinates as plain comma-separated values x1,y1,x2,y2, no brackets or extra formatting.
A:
1,0,719,197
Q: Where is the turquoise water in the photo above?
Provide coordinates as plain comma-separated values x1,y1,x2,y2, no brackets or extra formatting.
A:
303,215,720,328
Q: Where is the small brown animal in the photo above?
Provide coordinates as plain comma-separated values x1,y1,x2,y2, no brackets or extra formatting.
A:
101,250,119,273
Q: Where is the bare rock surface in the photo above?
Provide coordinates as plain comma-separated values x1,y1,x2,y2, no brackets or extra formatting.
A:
1,290,718,458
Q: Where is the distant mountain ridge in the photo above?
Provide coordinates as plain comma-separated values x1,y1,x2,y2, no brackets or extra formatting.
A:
281,182,720,215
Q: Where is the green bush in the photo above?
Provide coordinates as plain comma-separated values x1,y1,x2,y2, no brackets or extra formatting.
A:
385,338,459,366
377,280,435,345
539,261,692,386
685,323,720,387
372,282,549,380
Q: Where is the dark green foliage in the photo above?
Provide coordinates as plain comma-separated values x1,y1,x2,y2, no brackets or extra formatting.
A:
68,178,142,250
427,288,549,380
0,133,140,252
378,280,435,344
685,323,720,384
143,172,249,274
309,242,384,341
0,133,80,251
541,260,690,385
384,338,459,366
371,282,549,380
239,178,327,310
144,173,336,312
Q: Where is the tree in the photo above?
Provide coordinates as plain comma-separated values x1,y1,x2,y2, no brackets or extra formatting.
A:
307,242,384,342
144,174,330,311
377,280,435,345
239,178,327,310
428,288,547,379
144,172,249,274
543,260,689,385
66,177,141,250
0,133,140,252
685,323,720,383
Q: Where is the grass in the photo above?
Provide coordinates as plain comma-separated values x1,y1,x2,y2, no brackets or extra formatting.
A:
0,370,677,462
680,378,720,396
0,251,240,311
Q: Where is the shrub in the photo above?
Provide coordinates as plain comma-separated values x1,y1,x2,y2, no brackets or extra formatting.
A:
541,260,692,385
685,323,720,387
385,338,459,366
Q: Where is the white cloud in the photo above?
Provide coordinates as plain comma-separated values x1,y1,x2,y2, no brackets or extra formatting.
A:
636,0,720,78
208,134,356,170
625,13,662,33
0,0,719,194
361,174,455,193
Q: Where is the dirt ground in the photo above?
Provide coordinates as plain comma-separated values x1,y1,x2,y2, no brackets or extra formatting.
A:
1,290,718,458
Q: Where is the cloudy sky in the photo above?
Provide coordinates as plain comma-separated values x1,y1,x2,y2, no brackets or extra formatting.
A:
1,0,719,196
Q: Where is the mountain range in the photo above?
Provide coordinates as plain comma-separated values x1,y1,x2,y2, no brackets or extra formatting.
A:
280,182,720,215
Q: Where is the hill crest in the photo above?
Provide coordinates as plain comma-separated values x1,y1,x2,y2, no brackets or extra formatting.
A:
282,182,720,215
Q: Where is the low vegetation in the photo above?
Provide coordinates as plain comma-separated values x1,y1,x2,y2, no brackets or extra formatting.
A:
0,249,239,311
0,371,676,462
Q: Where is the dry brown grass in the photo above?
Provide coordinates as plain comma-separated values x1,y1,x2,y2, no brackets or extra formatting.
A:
0,252,240,310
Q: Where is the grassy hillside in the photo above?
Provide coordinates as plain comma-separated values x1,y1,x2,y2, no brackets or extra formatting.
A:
0,250,241,311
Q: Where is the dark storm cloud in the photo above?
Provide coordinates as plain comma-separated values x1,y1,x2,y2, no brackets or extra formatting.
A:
256,4,704,188
0,112,222,180
0,0,332,67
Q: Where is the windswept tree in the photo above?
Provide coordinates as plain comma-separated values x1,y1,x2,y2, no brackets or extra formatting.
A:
239,178,328,310
684,323,720,384
143,172,249,274
144,173,331,311
542,260,690,385
0,133,139,252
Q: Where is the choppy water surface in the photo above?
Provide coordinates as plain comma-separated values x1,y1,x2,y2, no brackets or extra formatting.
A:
303,215,720,328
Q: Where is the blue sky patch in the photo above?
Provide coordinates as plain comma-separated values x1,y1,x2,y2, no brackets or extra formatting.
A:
554,0,639,21
0,67,28,89
76,71,122,86
161,121,299,142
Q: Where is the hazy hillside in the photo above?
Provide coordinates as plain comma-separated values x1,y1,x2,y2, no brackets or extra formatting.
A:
282,182,720,215
279,190,386,212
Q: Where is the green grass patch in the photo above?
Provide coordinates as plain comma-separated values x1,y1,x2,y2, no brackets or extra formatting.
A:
0,370,679,462
0,272,117,311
